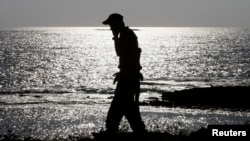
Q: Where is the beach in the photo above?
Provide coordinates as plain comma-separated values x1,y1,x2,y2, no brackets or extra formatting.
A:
1,86,250,140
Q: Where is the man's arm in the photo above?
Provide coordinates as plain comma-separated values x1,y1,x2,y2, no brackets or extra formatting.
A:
112,30,120,56
113,37,119,56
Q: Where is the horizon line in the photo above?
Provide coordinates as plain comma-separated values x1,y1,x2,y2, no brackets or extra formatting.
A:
0,26,248,29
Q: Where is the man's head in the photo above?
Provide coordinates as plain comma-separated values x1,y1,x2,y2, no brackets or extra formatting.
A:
103,13,125,36
103,13,123,25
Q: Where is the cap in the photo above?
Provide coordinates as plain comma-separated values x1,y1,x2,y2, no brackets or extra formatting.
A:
103,13,123,25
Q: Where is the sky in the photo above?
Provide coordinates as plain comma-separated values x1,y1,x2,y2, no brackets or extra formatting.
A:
0,0,250,27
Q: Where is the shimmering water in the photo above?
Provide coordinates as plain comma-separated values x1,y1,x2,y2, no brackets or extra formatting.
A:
0,27,250,94
0,27,250,138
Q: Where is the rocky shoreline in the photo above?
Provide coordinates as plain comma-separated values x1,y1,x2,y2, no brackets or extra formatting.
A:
141,86,250,111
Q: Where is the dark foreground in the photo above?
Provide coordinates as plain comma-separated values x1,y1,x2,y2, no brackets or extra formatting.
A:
1,125,250,141
2,132,185,141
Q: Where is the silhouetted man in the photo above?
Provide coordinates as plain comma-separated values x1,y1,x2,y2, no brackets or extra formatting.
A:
102,13,146,135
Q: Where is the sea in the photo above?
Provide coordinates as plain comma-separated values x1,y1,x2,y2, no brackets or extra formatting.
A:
0,27,250,138
0,27,250,95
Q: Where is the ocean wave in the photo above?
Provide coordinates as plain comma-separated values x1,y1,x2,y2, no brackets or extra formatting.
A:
0,87,115,95
0,88,76,95
1,79,249,96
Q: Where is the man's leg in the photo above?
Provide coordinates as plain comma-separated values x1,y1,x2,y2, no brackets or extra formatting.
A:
106,97,124,133
125,102,146,133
